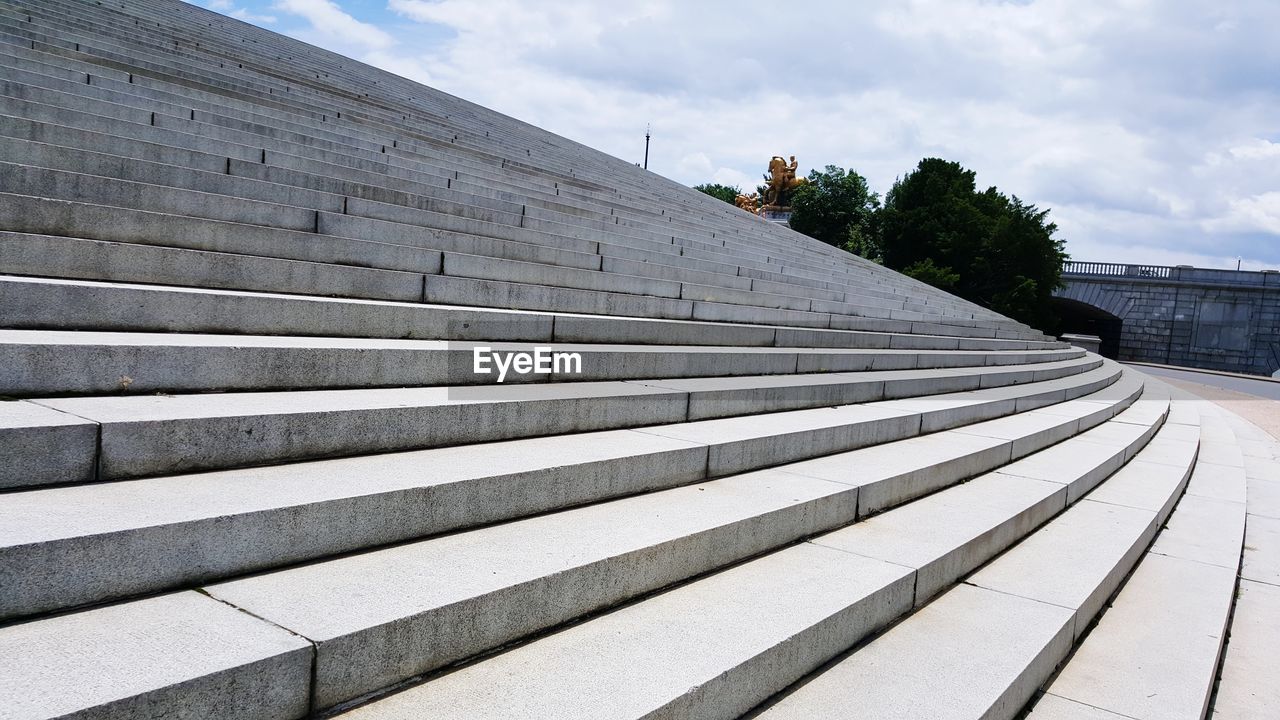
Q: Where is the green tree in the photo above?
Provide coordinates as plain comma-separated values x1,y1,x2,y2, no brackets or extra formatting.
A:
787,165,881,259
693,182,741,205
879,158,1067,330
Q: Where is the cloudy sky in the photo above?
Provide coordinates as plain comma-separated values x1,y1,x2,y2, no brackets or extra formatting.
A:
197,0,1280,270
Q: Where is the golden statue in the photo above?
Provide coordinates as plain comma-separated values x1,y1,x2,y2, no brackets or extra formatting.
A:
761,155,807,209
734,192,759,213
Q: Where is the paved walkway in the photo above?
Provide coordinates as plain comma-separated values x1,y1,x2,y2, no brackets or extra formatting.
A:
1129,363,1280,439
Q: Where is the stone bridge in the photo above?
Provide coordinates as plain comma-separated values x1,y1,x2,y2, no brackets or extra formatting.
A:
1054,261,1280,375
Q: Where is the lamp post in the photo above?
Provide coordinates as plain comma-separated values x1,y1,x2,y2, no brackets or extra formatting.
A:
643,124,650,170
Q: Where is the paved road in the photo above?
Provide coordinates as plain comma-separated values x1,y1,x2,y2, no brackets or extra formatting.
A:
1129,363,1280,401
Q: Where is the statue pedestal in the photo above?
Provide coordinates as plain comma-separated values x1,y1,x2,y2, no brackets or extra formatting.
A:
760,208,792,224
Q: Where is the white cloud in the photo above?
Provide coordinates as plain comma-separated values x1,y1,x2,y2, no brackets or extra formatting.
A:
200,0,276,24
273,0,394,50
230,8,277,24
1204,192,1280,236
1227,139,1280,161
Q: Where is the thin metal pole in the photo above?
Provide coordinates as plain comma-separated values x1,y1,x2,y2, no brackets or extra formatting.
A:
643,124,650,170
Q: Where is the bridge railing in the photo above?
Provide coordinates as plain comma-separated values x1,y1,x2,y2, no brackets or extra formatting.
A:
1063,261,1280,287
1062,261,1173,278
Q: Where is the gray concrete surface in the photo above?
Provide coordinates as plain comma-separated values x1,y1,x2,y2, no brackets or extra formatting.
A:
336,543,915,720
208,469,860,709
0,591,313,720
813,472,1067,605
1039,553,1237,720
0,399,97,488
755,583,1075,720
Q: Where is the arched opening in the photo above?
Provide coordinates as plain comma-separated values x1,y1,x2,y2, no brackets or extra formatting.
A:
1051,297,1122,359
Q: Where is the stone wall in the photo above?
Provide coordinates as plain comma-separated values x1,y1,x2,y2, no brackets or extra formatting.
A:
1055,265,1280,376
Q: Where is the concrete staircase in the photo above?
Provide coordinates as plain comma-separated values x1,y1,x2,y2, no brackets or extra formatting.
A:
0,1,1274,718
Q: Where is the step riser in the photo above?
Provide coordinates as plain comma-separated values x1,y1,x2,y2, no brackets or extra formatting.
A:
0,276,558,342
0,132,345,211
0,438,709,621
0,233,429,303
282,485,861,710
0,160,319,231
0,194,448,277
0,400,98,489
0,334,1082,396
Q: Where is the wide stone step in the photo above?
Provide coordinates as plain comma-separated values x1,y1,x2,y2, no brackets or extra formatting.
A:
0,275,1063,351
0,231,431,303
0,375,1158,719
0,591,314,720
753,389,1200,720
0,329,1083,396
1026,406,1245,720
4,354,1102,484
0,160,320,230
0,70,613,217
0,398,97,489
0,76,808,283
0,106,1039,335
0,366,1132,620
314,386,1167,719
1212,414,1280,718
0,110,1029,330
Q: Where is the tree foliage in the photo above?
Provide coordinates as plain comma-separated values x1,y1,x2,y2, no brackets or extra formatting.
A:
787,165,881,259
878,158,1067,329
693,182,740,205
704,156,1067,331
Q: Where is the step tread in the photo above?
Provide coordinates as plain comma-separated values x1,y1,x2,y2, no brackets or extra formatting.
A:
755,397,1199,719
758,583,1074,720
336,543,912,720
1028,410,1244,720
0,591,313,720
